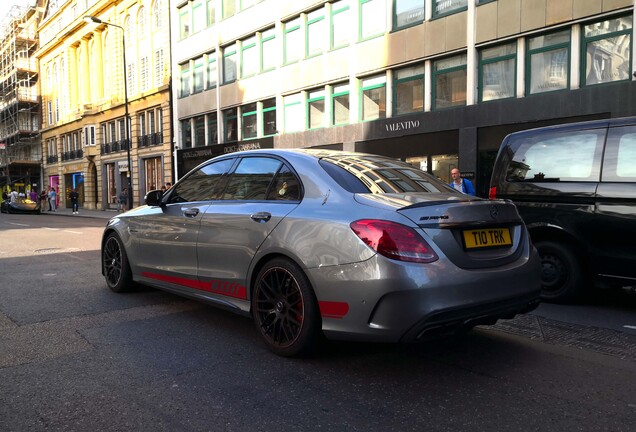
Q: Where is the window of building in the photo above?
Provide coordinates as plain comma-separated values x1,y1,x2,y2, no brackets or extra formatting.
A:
193,57,204,93
207,114,218,145
242,103,258,139
194,116,206,147
138,6,147,36
394,0,425,30
222,0,236,19
582,15,632,87
207,0,216,26
83,125,96,146
263,98,277,136
145,157,162,191
109,122,116,143
153,0,163,28
223,108,238,142
479,42,516,102
284,93,303,132
154,48,165,87
192,0,205,33
207,53,217,88
360,0,386,41
332,83,350,125
307,9,326,57
125,15,133,41
223,43,237,84
140,56,150,92
181,119,192,148
179,62,190,97
241,36,258,78
261,28,277,72
433,0,467,18
394,64,424,115
179,6,190,39
139,113,147,138
360,75,386,121
127,62,137,96
284,17,302,64
433,54,467,109
527,29,570,95
308,89,326,129
331,0,350,49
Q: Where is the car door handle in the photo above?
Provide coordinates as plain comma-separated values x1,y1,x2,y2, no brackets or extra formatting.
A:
183,208,200,218
251,212,271,223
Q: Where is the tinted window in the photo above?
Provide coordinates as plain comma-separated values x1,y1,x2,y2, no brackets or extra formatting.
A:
168,158,235,203
602,126,636,182
223,157,282,200
506,129,605,182
266,165,301,201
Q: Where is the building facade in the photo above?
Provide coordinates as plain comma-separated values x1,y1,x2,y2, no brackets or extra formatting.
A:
0,3,42,197
172,0,636,197
37,0,172,210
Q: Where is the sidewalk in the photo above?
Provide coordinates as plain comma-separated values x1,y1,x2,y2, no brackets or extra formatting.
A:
41,207,119,219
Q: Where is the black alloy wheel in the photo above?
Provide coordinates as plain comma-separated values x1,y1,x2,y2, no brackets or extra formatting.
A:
102,232,134,293
252,258,320,357
537,240,584,303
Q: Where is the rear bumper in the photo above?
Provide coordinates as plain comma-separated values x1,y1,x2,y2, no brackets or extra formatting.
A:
308,248,541,343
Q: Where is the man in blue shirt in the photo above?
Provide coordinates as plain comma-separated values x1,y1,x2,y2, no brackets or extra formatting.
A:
449,168,475,196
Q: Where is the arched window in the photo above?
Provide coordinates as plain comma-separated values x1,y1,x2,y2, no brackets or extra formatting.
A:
138,7,146,36
152,0,162,28
124,15,132,41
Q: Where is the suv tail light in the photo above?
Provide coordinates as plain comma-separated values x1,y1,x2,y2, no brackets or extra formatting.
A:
350,219,438,263
489,186,497,200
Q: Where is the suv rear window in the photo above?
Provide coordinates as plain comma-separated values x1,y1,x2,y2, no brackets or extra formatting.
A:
506,129,605,182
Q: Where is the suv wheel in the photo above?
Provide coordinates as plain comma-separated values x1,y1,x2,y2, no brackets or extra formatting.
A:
536,240,584,303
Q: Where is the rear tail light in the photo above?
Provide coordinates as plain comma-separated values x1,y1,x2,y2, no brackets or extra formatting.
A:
489,186,497,200
350,219,438,263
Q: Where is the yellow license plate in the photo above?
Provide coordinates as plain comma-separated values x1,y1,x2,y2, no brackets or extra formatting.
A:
463,228,512,249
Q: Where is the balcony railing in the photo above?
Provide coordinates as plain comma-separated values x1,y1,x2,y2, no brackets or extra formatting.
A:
101,139,131,155
138,132,163,148
47,155,58,164
61,149,83,161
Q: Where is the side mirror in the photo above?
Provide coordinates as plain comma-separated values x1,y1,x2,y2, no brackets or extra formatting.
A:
145,189,164,207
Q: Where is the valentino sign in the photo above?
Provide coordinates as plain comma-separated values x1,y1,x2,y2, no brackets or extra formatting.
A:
385,120,421,132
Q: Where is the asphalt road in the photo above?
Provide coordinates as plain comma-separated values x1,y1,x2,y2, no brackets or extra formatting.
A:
1,213,635,432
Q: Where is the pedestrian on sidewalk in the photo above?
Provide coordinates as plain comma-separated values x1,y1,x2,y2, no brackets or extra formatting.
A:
70,188,79,214
40,189,48,213
48,187,57,212
118,188,128,212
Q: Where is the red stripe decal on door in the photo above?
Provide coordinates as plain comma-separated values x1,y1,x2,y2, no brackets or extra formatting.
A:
141,272,247,300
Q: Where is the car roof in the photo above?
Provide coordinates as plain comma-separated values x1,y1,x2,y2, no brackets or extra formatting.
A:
506,116,636,139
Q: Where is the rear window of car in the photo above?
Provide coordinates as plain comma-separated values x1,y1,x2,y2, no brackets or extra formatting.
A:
319,155,454,194
505,129,605,182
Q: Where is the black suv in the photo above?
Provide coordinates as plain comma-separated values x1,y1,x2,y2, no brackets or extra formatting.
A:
489,117,636,303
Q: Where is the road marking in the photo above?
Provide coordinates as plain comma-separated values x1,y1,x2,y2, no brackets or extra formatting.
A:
64,230,82,234
8,222,29,227
624,325,636,330
43,227,60,231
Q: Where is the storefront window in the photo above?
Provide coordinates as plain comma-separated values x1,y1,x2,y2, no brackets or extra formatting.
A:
308,89,326,129
332,83,350,125
181,119,192,148
284,93,303,132
394,64,424,115
207,114,218,145
360,75,386,121
144,157,162,191
433,54,467,109
527,29,570,95
194,116,205,146
479,42,516,102
394,0,425,30
582,15,632,86
263,98,277,136
242,103,258,139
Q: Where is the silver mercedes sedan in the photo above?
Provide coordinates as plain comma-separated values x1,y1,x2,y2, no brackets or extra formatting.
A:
101,149,541,356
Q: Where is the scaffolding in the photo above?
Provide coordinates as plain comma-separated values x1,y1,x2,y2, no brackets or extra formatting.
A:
0,2,41,194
